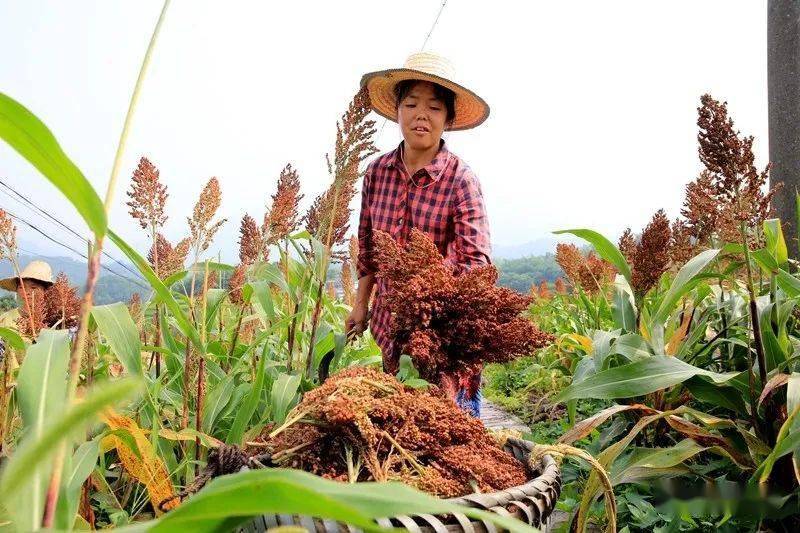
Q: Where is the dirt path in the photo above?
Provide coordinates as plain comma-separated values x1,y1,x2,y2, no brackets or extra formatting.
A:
480,399,530,433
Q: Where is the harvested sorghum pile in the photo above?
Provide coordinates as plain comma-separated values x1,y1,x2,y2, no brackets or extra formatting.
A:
252,367,529,498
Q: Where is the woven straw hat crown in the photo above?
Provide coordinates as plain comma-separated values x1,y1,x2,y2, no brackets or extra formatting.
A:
360,51,490,131
0,260,54,292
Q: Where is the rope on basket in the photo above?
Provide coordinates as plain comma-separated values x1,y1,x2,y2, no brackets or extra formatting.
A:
157,444,271,512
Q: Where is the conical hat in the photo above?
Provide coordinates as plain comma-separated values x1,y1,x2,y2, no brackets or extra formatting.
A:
360,52,490,131
0,260,55,292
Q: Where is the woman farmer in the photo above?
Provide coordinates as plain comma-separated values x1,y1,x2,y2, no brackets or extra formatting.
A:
346,52,492,417
0,260,54,330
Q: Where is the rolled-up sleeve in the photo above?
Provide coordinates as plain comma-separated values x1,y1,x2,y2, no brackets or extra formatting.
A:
446,170,491,271
356,166,376,278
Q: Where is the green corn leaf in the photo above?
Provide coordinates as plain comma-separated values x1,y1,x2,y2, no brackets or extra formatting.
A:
684,376,748,415
652,248,720,324
755,399,800,484
92,303,143,377
610,439,706,485
553,228,632,282
248,281,275,322
227,350,268,446
764,218,788,266
55,439,100,530
270,373,301,424
203,288,227,332
12,329,70,531
776,268,800,297
108,229,203,352
0,92,106,236
0,379,141,502
120,468,537,533
201,373,235,433
611,282,636,333
555,356,734,402
0,326,25,350
752,248,779,275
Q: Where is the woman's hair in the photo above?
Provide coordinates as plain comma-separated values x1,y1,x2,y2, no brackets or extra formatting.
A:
394,80,456,124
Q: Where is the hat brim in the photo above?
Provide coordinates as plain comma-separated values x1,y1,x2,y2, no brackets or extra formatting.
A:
0,275,54,292
360,68,490,131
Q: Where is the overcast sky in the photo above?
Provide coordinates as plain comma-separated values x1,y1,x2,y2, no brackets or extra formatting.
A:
0,0,768,265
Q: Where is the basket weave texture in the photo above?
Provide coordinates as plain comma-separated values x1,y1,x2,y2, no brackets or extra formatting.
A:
239,437,561,532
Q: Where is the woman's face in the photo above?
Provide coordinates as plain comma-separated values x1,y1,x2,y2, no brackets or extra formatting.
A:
397,81,449,152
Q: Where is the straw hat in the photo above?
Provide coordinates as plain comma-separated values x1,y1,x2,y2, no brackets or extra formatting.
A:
0,260,54,291
360,52,490,131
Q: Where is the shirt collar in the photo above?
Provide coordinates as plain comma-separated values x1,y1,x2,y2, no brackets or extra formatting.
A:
385,140,451,179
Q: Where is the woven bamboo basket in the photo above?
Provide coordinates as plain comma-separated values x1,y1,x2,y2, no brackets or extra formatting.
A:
238,437,561,532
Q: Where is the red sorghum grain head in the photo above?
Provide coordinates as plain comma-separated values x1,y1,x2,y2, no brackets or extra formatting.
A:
264,164,303,245
618,228,636,268
631,209,672,296
305,88,378,249
43,271,80,329
188,177,227,254
126,156,168,232
227,264,247,305
238,214,264,265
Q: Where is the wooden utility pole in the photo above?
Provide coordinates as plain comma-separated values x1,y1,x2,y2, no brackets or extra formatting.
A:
768,0,800,258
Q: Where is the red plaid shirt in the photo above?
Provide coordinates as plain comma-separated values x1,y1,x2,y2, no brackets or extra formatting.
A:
356,140,492,375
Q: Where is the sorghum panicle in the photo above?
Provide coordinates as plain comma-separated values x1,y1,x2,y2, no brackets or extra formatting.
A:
188,177,227,254
631,209,672,296
43,272,80,329
126,157,168,231
305,88,378,248
264,164,303,245
238,214,264,265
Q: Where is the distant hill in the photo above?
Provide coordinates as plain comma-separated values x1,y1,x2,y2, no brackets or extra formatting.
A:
494,254,562,293
493,236,583,259
0,254,145,305
0,247,568,307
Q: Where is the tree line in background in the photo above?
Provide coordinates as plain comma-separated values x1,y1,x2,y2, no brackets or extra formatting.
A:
0,252,565,307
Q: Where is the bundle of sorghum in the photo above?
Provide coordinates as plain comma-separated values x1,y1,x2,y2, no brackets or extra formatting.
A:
254,367,528,498
372,229,554,384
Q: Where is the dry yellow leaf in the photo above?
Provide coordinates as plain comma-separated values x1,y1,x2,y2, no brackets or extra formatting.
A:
101,409,178,513
665,309,693,356
566,334,593,353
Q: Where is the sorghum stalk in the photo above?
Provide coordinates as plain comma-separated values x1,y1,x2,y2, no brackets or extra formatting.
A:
740,222,768,388
0,339,11,451
41,1,172,527
304,184,342,378
739,221,775,443
194,261,210,475
151,224,162,377
9,255,37,335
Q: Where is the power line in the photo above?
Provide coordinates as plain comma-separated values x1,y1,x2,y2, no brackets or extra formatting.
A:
0,178,147,282
2,209,149,290
420,0,448,51
375,0,450,141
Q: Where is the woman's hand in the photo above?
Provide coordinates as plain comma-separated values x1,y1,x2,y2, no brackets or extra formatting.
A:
345,302,369,338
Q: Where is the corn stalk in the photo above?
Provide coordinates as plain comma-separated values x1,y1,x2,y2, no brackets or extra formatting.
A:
40,1,171,526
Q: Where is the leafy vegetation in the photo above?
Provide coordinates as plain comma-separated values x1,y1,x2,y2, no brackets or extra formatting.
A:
485,94,800,531
2,3,798,531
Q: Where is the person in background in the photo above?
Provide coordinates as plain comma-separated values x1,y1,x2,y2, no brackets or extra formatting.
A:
0,259,54,329
347,52,492,417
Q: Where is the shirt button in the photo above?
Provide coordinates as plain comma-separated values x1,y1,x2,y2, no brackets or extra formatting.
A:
398,218,404,226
